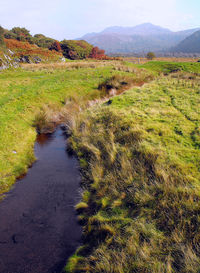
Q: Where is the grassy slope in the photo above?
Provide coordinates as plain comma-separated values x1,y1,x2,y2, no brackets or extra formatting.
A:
0,64,126,196
66,70,200,272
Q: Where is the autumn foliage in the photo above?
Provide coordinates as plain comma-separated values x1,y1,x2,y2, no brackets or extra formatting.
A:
89,46,106,59
5,39,37,50
4,39,62,58
2,25,108,61
49,41,62,52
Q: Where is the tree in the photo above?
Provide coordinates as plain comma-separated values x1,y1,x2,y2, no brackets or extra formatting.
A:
146,52,156,60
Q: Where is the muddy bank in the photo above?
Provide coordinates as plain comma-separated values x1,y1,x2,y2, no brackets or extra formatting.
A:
0,128,81,273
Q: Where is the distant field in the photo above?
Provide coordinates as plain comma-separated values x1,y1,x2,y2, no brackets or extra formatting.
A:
125,57,199,64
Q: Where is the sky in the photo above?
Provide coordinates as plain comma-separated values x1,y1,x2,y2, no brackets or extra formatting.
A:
0,0,200,40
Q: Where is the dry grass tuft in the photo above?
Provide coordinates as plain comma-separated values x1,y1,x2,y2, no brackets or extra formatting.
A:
98,73,154,97
33,104,61,133
65,105,200,273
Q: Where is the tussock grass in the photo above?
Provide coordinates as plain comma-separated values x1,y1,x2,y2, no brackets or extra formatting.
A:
33,103,61,133
98,72,154,97
65,74,200,272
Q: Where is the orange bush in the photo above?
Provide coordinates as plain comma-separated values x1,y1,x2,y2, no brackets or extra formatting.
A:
4,39,62,58
4,39,37,50
89,46,106,59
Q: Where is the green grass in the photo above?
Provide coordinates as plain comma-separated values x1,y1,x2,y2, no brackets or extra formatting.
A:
139,61,200,74
0,63,132,195
123,60,200,75
66,72,200,272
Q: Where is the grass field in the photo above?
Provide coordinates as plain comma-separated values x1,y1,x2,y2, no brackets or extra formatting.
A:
65,66,200,272
0,62,124,196
0,61,153,196
0,60,200,272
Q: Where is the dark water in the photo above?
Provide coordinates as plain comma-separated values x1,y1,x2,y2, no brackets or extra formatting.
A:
0,128,82,273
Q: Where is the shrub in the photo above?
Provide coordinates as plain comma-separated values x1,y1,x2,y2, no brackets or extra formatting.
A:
10,27,32,42
49,41,62,52
4,39,62,61
34,34,55,48
60,40,93,60
4,29,17,40
89,46,106,59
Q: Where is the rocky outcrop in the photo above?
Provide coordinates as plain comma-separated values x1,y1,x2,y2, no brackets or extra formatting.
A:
0,49,19,70
0,49,43,70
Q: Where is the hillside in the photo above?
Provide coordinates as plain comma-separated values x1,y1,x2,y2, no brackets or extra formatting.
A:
0,26,107,69
79,23,200,54
172,30,200,53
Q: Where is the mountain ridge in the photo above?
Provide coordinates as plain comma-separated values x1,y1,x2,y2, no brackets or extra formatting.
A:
100,23,172,36
79,23,200,53
172,29,200,53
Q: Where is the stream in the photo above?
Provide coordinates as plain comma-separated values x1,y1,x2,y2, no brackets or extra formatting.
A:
0,128,82,273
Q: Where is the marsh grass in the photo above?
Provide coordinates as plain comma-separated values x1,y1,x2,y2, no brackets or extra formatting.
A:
65,74,200,272
33,103,61,133
98,72,154,97
33,65,154,135
1,60,154,195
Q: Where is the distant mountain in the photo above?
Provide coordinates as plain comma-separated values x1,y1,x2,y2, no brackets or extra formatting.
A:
79,23,200,54
172,30,200,53
101,23,172,36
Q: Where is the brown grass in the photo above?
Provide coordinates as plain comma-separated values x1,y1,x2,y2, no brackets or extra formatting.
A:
21,60,124,71
125,57,199,64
